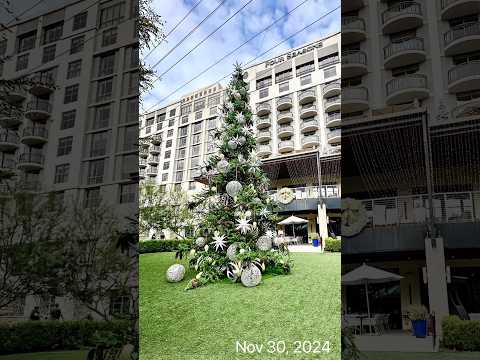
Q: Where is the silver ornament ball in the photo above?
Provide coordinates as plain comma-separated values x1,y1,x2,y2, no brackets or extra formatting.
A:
241,264,262,287
195,237,206,247
256,235,273,251
226,243,237,261
226,180,243,197
166,264,185,283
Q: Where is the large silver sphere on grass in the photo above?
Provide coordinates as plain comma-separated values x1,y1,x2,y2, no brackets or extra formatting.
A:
166,264,185,283
241,264,262,287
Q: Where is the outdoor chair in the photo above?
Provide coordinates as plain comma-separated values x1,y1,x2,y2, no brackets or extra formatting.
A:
342,314,361,334
363,314,385,335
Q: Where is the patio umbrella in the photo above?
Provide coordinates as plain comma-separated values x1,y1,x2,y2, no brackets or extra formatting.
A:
341,263,403,334
278,215,308,238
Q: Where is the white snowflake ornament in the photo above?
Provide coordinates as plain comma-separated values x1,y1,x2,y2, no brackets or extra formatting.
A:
236,216,252,234
236,113,245,124
211,231,227,251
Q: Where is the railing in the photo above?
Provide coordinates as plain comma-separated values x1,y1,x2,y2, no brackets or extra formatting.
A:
327,129,341,140
360,191,480,227
342,16,366,31
257,130,271,138
452,98,480,119
0,158,16,170
256,116,271,126
0,130,19,144
301,118,319,129
150,145,161,152
278,140,294,149
277,95,292,107
277,111,293,120
326,113,341,125
325,95,341,105
441,0,468,9
139,148,149,156
275,72,293,83
148,156,159,163
18,153,44,165
26,100,52,113
448,61,480,84
139,169,145,176
384,37,424,59
382,2,422,24
257,103,271,113
30,73,55,87
386,74,427,96
318,55,340,68
139,158,147,166
150,134,162,144
257,144,272,154
323,82,340,95
302,135,320,145
278,124,294,133
444,22,480,47
268,185,340,201
342,50,367,65
22,127,48,139
343,87,368,101
299,90,316,102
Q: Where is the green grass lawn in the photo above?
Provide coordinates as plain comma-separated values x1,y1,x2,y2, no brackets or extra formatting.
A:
364,352,480,359
140,252,340,360
0,351,87,360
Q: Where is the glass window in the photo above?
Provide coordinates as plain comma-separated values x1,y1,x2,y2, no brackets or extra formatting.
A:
192,122,202,133
70,35,84,54
54,164,69,183
179,126,188,136
64,84,79,103
192,134,201,145
175,171,183,182
191,144,200,156
87,159,105,184
96,78,113,101
130,46,139,68
166,139,172,148
100,3,125,28
169,109,176,117
17,31,36,52
125,97,138,123
42,22,63,44
90,131,108,157
181,103,192,115
207,118,217,129
163,161,170,170
109,293,130,315
61,110,76,130
128,71,139,94
300,74,312,86
102,28,117,47
161,173,168,181
296,61,315,76
177,148,186,159
123,125,137,151
73,12,88,31
259,88,268,98
208,94,220,106
167,129,173,137
0,39,7,55
165,150,171,159
194,98,205,111
190,156,200,168
279,82,289,92
66,60,82,79
16,54,29,71
42,44,56,63
256,76,272,90
324,66,336,78
57,136,73,156
120,183,137,203
84,187,101,207
93,104,110,129
181,116,188,124
275,69,292,83
156,123,162,131
168,119,174,127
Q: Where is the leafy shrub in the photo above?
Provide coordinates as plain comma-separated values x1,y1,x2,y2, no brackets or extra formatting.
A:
443,315,480,351
139,239,193,253
0,320,129,355
325,237,341,252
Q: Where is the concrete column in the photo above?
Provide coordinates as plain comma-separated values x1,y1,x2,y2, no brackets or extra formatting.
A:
425,236,449,340
317,203,328,250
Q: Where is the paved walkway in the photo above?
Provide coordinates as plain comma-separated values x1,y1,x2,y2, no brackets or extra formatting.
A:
355,332,436,352
288,245,323,253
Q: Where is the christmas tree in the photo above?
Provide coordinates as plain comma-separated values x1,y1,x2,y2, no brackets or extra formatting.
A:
185,64,292,289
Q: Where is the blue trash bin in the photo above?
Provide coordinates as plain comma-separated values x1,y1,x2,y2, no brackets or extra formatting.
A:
313,239,319,247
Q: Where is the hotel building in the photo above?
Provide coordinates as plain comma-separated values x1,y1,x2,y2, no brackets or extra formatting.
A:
0,0,139,320
140,32,341,243
341,0,480,338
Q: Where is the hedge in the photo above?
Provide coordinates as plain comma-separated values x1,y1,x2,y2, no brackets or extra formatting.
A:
0,320,130,355
139,239,192,253
442,315,480,351
324,237,341,252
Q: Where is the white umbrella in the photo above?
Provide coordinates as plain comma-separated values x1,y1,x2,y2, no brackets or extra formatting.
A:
278,215,308,238
342,263,403,334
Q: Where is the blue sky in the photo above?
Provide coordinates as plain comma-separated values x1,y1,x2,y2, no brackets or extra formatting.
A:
143,0,340,112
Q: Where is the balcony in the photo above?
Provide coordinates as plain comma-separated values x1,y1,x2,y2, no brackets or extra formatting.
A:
324,95,341,112
17,153,44,171
441,0,480,20
322,82,341,98
300,104,318,119
325,113,341,128
448,62,480,93
386,74,429,105
342,50,367,78
278,140,294,153
257,144,272,157
342,87,369,113
277,124,294,138
327,129,341,144
256,130,271,142
277,111,293,124
341,0,364,13
139,148,149,158
452,98,480,120
384,37,426,69
268,186,340,212
277,95,293,110
139,169,145,179
444,22,480,56
256,116,271,129
342,16,366,45
0,158,16,177
0,130,19,151
382,2,423,35
139,158,147,168
146,167,157,176
150,145,161,154
298,89,316,105
5,88,27,104
147,156,159,165
256,103,271,116
301,118,320,132
17,180,41,193
150,134,162,145
29,73,55,96
0,108,22,128
302,135,320,149
25,100,52,121
21,127,48,146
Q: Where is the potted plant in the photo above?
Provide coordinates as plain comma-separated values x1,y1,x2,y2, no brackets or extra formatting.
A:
308,233,320,247
406,305,428,338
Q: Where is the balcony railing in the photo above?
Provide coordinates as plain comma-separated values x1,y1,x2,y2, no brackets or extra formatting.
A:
257,103,271,114
277,124,294,134
325,95,341,105
268,185,340,201
301,118,319,130
257,144,272,154
342,16,366,31
18,152,44,165
342,87,368,101
323,82,341,95
327,129,341,140
302,135,320,145
441,0,470,9
26,99,52,113
444,22,480,47
0,158,16,170
384,37,425,59
30,73,55,87
318,55,340,68
299,89,316,102
448,61,480,84
277,95,292,107
0,130,19,144
326,113,341,125
22,127,48,139
342,50,367,65
382,2,422,24
386,74,427,96
278,140,294,150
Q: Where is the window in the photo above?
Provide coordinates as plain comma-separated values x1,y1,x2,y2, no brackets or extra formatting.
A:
190,156,200,169
275,69,292,83
256,76,272,90
102,28,117,47
342,76,362,88
296,61,315,76
195,111,202,120
98,53,115,76
168,119,175,127
162,173,168,181
123,125,137,151
42,22,63,44
169,109,176,117
145,126,151,134
279,82,289,92
130,46,139,68
392,63,419,77
0,39,7,55
179,127,187,136
120,183,137,203
57,136,73,156
300,74,312,86
167,129,173,137
73,12,88,31
100,2,125,28
457,90,480,102
166,139,172,148
176,159,185,171
146,118,154,127
90,132,108,157
109,292,130,315
84,187,101,207
177,148,186,159
163,162,170,170
156,123,162,131
181,103,192,115
192,122,202,133
209,107,217,116
66,60,82,79
16,54,28,71
324,66,336,78
128,71,139,94
93,104,111,129
191,144,200,156
87,159,105,184
42,44,56,63
64,84,79,103
125,97,138,123
207,118,216,129
208,94,220,106
61,110,76,129
70,35,84,54
175,171,183,182
318,53,339,68
194,98,205,111
181,116,188,124
54,164,69,183
259,88,268,98
177,137,187,147
17,31,36,52
165,150,171,159
96,78,113,101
